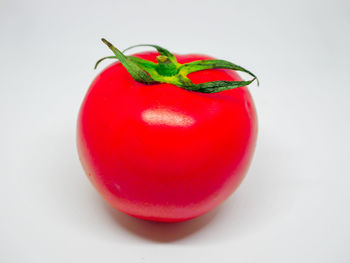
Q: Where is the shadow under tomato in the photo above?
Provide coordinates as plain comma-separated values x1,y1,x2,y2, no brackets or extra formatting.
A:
102,202,220,242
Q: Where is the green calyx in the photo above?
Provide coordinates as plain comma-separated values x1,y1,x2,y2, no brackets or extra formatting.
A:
95,38,259,93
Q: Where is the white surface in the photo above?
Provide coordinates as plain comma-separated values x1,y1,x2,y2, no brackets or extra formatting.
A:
1,0,350,262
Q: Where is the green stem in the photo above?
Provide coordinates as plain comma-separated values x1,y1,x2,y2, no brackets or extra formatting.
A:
96,39,259,93
100,38,155,84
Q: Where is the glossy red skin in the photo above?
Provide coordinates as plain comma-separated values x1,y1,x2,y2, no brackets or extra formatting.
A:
77,51,257,222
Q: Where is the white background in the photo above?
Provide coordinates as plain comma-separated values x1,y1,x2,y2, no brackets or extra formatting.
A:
1,0,350,262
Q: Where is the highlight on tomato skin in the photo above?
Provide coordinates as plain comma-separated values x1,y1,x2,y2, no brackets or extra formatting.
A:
76,41,258,222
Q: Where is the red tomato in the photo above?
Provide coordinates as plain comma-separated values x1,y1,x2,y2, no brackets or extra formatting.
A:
77,51,257,222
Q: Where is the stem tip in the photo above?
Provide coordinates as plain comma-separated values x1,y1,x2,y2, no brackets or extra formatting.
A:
101,38,112,48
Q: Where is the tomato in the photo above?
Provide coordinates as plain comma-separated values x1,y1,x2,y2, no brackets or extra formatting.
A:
77,41,257,222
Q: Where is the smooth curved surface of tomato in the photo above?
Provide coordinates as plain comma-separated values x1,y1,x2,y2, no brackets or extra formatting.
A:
77,51,257,222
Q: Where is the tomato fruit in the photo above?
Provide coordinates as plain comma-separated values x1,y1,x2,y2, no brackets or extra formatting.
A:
77,39,258,222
